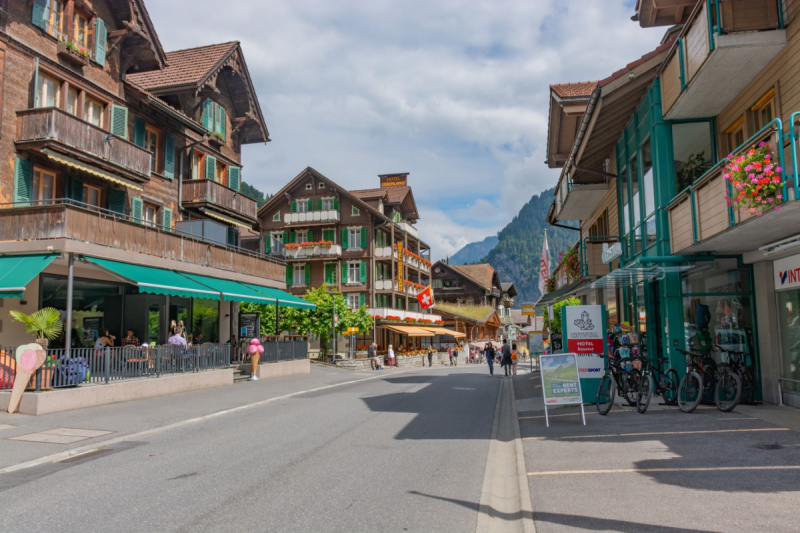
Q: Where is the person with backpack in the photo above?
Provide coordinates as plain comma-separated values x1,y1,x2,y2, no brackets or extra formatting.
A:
500,339,512,376
484,342,495,376
511,343,519,376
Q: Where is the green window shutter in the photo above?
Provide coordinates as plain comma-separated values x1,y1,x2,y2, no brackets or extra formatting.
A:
291,200,297,213
307,229,314,242
202,99,213,131
33,58,40,108
341,228,348,249
333,197,339,210
32,0,47,30
214,103,223,135
218,104,226,138
108,189,126,214
13,158,33,206
264,234,271,253
283,231,289,243
162,207,173,231
324,264,331,284
359,293,366,308
110,105,128,139
133,116,146,148
289,231,296,244
164,133,175,179
286,264,293,286
305,263,311,285
227,227,237,246
228,167,241,191
360,261,367,283
131,197,143,223
94,18,107,66
308,199,313,211
205,155,217,180
361,227,367,248
66,176,83,203
317,198,322,211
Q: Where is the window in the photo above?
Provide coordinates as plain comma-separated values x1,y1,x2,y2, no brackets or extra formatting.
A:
319,182,325,189
44,0,64,39
322,197,334,210
216,162,226,185
297,230,308,244
293,264,306,286
378,200,384,214
84,97,104,128
144,203,158,227
589,210,608,238
753,89,775,130
82,183,101,208
673,121,713,193
202,99,226,138
272,211,281,222
32,168,56,205
73,12,89,48
392,211,401,223
192,152,203,180
272,232,284,244
347,294,360,310
146,126,159,174
727,116,746,154
347,262,360,284
352,206,360,216
297,199,308,213
305,183,313,190
37,74,60,108
433,279,443,289
349,227,362,249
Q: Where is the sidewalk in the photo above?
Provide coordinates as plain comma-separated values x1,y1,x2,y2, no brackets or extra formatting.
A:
513,373,800,533
0,363,426,470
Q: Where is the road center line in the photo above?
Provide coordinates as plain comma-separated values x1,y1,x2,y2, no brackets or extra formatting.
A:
522,428,788,441
528,465,800,476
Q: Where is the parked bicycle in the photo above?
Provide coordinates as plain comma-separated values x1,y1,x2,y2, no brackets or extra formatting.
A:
676,347,713,413
714,344,750,410
596,354,642,415
636,355,679,413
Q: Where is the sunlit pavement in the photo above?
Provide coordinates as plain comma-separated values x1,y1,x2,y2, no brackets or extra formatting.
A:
514,374,800,533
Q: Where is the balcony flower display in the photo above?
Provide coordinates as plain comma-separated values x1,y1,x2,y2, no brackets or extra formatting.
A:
545,275,555,293
285,243,301,250
403,248,432,267
561,247,581,281
404,280,425,290
724,141,783,216
300,240,334,249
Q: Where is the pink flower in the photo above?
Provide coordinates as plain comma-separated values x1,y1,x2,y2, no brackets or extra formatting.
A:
777,206,782,211
749,208,755,214
776,167,783,173
768,198,774,203
765,154,772,160
778,195,784,200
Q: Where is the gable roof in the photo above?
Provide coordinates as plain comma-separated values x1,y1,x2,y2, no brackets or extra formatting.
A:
451,264,497,291
501,282,518,298
352,184,418,220
351,188,388,201
106,0,167,70
550,81,598,99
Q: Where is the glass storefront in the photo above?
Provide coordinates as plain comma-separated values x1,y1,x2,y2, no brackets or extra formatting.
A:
777,290,800,395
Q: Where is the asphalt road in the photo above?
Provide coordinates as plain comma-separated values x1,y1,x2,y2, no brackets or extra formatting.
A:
0,364,502,533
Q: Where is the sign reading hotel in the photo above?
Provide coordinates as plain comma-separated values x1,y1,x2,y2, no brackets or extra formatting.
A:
397,242,404,291
380,174,408,187
563,305,605,354
774,252,800,290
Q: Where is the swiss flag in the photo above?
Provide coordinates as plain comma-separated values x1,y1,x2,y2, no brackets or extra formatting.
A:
417,285,435,309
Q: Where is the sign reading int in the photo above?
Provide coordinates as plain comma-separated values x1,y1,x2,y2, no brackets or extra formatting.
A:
774,252,800,290
380,175,408,187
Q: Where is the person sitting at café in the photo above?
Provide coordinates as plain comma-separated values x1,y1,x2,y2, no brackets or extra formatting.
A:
95,329,115,350
168,327,187,348
194,333,205,345
121,329,140,347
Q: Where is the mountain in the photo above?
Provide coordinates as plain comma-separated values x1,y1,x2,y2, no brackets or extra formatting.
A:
450,235,499,265
241,181,268,207
482,187,577,307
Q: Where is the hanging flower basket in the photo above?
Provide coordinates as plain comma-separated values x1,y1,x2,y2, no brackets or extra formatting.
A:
724,141,783,217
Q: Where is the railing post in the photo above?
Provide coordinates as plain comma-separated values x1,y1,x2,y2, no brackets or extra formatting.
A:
156,346,161,377
104,349,110,384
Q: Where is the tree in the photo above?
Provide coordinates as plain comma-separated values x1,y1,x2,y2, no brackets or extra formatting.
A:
542,297,581,334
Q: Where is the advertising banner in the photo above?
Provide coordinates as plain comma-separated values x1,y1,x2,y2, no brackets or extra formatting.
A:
397,242,404,291
539,353,586,427
563,305,605,354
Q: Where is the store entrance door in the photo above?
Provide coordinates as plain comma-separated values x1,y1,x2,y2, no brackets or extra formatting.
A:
648,280,663,362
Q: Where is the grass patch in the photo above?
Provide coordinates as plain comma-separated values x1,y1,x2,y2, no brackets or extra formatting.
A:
433,303,494,321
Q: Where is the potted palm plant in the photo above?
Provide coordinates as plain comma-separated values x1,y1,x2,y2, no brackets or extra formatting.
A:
10,308,63,350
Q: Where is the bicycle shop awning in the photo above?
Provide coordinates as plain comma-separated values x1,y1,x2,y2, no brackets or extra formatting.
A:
420,327,466,338
83,257,220,300
384,325,434,337
583,265,694,290
239,283,317,310
178,273,277,305
0,254,58,298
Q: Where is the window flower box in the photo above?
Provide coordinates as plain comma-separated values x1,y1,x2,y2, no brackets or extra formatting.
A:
58,41,89,66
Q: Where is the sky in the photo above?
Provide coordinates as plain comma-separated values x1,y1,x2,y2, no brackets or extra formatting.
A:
146,0,665,260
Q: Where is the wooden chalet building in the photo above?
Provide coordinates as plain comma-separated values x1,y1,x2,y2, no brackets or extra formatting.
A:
0,0,301,349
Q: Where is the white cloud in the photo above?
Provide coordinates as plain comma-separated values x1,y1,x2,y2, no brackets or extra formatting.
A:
146,0,664,260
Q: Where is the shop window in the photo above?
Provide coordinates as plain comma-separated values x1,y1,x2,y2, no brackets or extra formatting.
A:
67,87,78,116
32,167,56,205
642,139,655,219
681,258,750,294
630,155,640,229
752,89,775,131
683,295,753,366
645,216,656,248
191,299,219,344
673,121,713,194
778,292,800,397
146,126,159,174
726,116,746,154
143,203,158,227
82,183,101,209
620,164,629,239
37,74,60,108
84,97,104,128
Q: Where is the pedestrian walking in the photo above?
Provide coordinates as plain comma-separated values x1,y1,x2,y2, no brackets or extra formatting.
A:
387,344,395,369
427,344,434,367
484,342,496,376
511,343,519,376
368,342,382,370
500,339,512,376
449,346,455,366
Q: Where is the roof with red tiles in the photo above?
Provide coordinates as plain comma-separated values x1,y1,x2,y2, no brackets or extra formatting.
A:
128,42,240,91
550,81,598,99
351,186,411,204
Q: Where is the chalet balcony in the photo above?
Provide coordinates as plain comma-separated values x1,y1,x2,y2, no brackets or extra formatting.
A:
660,0,786,120
283,210,340,225
285,243,342,259
666,118,800,255
0,201,285,283
375,279,398,291
549,172,609,223
16,108,152,182
368,308,443,322
396,221,418,238
182,179,258,224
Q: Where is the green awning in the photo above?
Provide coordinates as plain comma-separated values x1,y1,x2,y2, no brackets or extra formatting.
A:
241,283,316,309
179,273,277,305
84,257,220,300
0,254,58,298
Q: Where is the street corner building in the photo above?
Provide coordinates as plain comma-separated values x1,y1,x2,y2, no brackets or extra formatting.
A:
0,1,307,361
537,0,800,407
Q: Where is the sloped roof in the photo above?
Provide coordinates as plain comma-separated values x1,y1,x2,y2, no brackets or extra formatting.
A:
509,309,529,325
501,282,518,298
128,42,239,91
598,39,675,88
451,264,496,290
550,81,598,99
351,188,388,200
351,186,411,204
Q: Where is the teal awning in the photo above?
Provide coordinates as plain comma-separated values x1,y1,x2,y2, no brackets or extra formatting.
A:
241,283,316,309
0,254,58,298
84,257,220,300
180,273,277,305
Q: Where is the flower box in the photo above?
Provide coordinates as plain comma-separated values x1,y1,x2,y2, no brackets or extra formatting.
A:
57,42,90,66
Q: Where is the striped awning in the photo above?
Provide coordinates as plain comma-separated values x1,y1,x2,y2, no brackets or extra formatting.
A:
384,325,434,337
201,208,252,229
43,149,143,191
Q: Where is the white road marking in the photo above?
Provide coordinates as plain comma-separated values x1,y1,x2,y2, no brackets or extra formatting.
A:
453,387,476,391
529,465,800,476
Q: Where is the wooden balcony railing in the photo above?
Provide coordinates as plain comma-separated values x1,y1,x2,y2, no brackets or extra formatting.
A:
16,108,152,180
182,179,258,222
0,202,285,283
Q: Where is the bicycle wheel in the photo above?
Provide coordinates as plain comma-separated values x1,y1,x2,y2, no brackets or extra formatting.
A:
637,374,654,414
741,366,756,405
596,375,616,415
662,369,679,405
622,369,641,406
678,371,703,413
715,370,742,412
